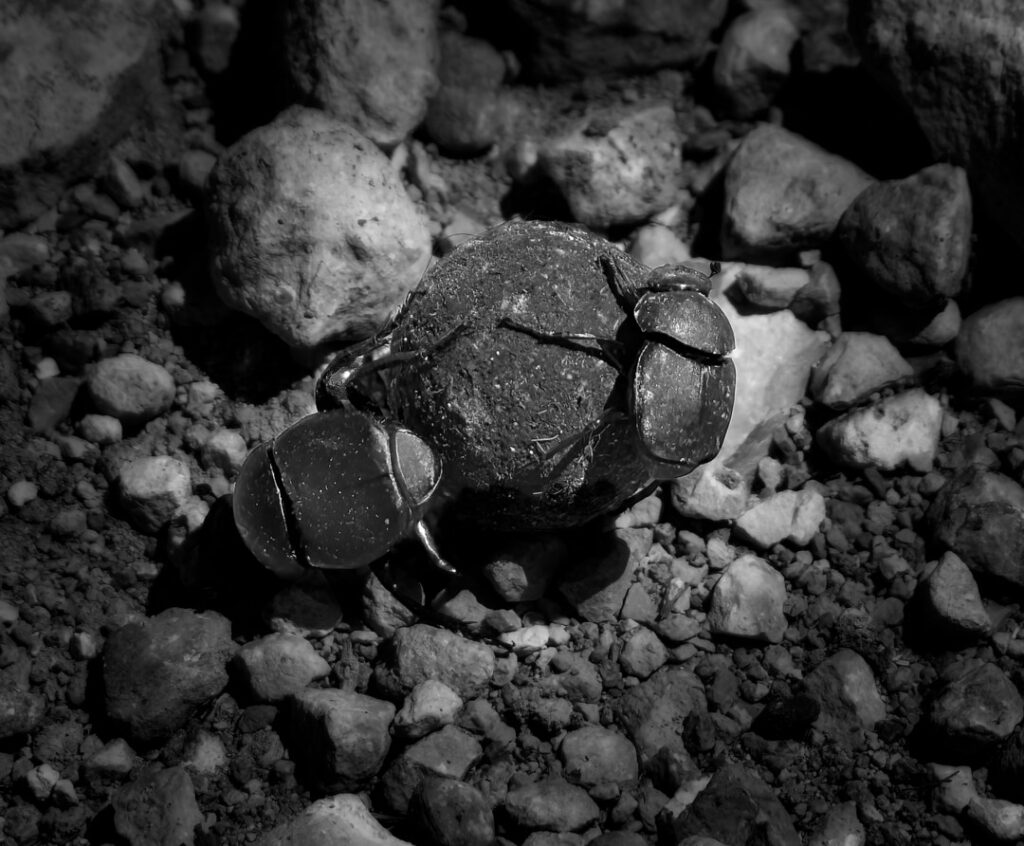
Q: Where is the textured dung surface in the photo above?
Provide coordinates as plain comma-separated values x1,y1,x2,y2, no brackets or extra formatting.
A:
390,220,654,528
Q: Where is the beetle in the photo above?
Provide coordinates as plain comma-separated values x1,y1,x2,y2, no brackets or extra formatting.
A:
233,220,735,577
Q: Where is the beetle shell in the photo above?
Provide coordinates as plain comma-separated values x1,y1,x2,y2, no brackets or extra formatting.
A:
390,221,681,528
233,409,440,576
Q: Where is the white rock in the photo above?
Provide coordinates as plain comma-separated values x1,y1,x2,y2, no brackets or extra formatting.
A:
929,763,975,813
671,463,751,521
78,413,123,445
733,488,826,549
630,224,692,268
735,264,811,310
816,388,943,472
118,456,192,534
6,479,38,508
967,795,1024,842
183,730,229,775
86,354,176,425
201,428,248,474
808,800,865,846
500,624,551,655
255,793,414,846
810,332,914,410
24,763,60,801
393,679,463,741
233,632,331,703
207,106,432,351
707,554,787,643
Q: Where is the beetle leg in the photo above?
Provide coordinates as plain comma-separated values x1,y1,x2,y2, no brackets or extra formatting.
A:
499,318,627,372
530,407,630,461
414,520,460,577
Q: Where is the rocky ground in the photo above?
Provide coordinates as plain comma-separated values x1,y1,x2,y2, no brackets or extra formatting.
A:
4,1,1024,845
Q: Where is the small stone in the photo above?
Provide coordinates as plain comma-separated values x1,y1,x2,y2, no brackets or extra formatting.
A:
735,265,811,310
255,794,413,846
24,762,60,801
809,332,914,410
483,535,567,602
201,428,248,474
956,296,1024,395
111,766,203,846
27,290,73,326
619,627,669,679
28,375,81,431
232,632,331,703
411,776,495,846
86,353,176,425
503,777,600,833
613,666,707,766
560,726,639,787
381,624,495,699
930,763,975,813
808,800,865,846
191,2,239,75
118,456,192,534
928,662,1024,753
177,149,218,196
7,479,38,508
560,528,651,622
84,738,137,784
377,725,482,815
393,679,463,741
103,155,145,209
707,554,787,643
920,551,992,640
804,649,886,751
0,232,50,271
79,413,123,445
733,488,826,549
966,795,1024,842
630,224,692,268
183,731,229,775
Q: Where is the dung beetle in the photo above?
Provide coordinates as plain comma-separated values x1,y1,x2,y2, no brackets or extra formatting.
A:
233,220,735,577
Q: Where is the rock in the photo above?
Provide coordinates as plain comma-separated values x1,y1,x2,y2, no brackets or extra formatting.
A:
852,0,1024,250
282,0,440,149
118,456,192,534
410,777,494,846
393,679,463,741
501,0,728,80
206,106,432,350
835,163,971,308
539,103,685,229
384,624,495,698
79,413,123,445
377,725,482,815
190,2,239,76
956,297,1024,396
721,123,873,262
630,224,692,268
424,30,510,155
790,260,843,333
83,738,137,784
928,662,1024,754
659,762,801,846
733,488,826,549
930,763,975,813
102,609,235,746
735,265,811,310
28,376,81,432
591,834,652,846
254,794,413,846
177,149,217,197
560,528,652,623
27,290,73,326
816,388,943,472
110,766,202,846
619,626,669,679
232,633,330,703
966,795,1024,842
808,801,865,846
614,666,707,766
560,726,639,787
86,354,176,425
919,551,992,641
707,554,788,643
200,428,248,475
0,689,45,740
484,535,568,602
794,0,859,73
803,649,886,750
751,692,820,740
286,689,396,791
671,462,751,522
0,0,170,228
809,332,914,410
875,296,962,348
503,777,600,832
712,7,802,119
0,232,50,271
928,467,1024,588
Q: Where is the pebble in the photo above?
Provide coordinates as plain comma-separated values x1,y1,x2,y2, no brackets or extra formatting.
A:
539,102,685,229
804,649,886,750
836,163,971,307
78,412,123,445
928,662,1024,752
503,777,600,833
955,296,1024,394
102,608,235,746
103,155,145,209
920,551,991,640
966,795,1024,842
182,730,228,775
28,375,81,431
83,738,137,784
735,264,811,310
6,479,38,508
560,725,639,786
0,688,46,740
232,632,330,703
613,666,707,765
281,0,439,149
27,290,72,326
377,725,482,816
255,794,413,846
629,223,692,268
483,535,567,602
619,626,669,679
207,107,431,350
86,353,176,425
560,527,651,622
411,776,494,846
191,2,239,75
808,800,865,846
379,624,495,699
809,332,914,410
816,388,943,472
110,765,203,846
712,6,801,119
733,488,826,549
117,455,192,534
0,232,50,271
393,679,463,741
285,688,395,791
23,762,60,801
671,462,751,522
200,427,247,474
177,149,218,196
707,554,788,643
720,123,873,262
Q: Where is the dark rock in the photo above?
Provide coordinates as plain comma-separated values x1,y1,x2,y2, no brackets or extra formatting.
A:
110,765,203,846
377,725,482,816
751,693,820,740
410,776,494,846
927,662,1024,759
613,665,707,766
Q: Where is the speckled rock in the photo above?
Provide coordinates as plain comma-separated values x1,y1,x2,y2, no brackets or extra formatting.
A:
956,297,1024,396
808,801,865,846
206,106,431,350
816,388,943,472
86,354,176,425
707,554,788,643
503,777,600,832
231,632,331,703
835,163,971,308
721,124,873,262
966,795,1024,842
254,794,413,846
483,535,567,602
804,649,886,751
560,725,639,787
286,689,396,791
539,102,685,229
809,332,914,410
102,609,235,747
282,0,440,149
619,626,669,679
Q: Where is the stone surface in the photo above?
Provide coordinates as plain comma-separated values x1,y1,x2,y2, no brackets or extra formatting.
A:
733,488,826,549
206,106,431,351
232,633,331,703
377,726,483,816
614,666,707,765
503,777,600,832
381,624,495,698
920,551,992,641
721,124,873,262
102,608,234,746
560,528,651,623
956,297,1024,395
928,662,1024,754
707,554,788,643
835,163,971,308
86,354,176,426
393,679,463,741
539,103,685,229
809,332,914,410
734,265,811,310
483,535,567,602
816,388,943,472
118,456,192,534
110,766,202,846
560,726,639,786
254,794,413,846
804,649,886,750
282,0,440,149
411,777,494,846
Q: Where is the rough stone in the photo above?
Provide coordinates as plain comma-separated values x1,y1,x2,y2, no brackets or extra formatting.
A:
804,649,886,750
560,726,639,787
809,332,914,410
232,632,331,703
920,551,992,641
110,766,202,846
86,354,175,425
928,662,1024,754
614,666,707,766
377,725,482,816
956,297,1024,396
118,456,192,534
503,777,600,832
707,554,788,643
254,794,413,846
